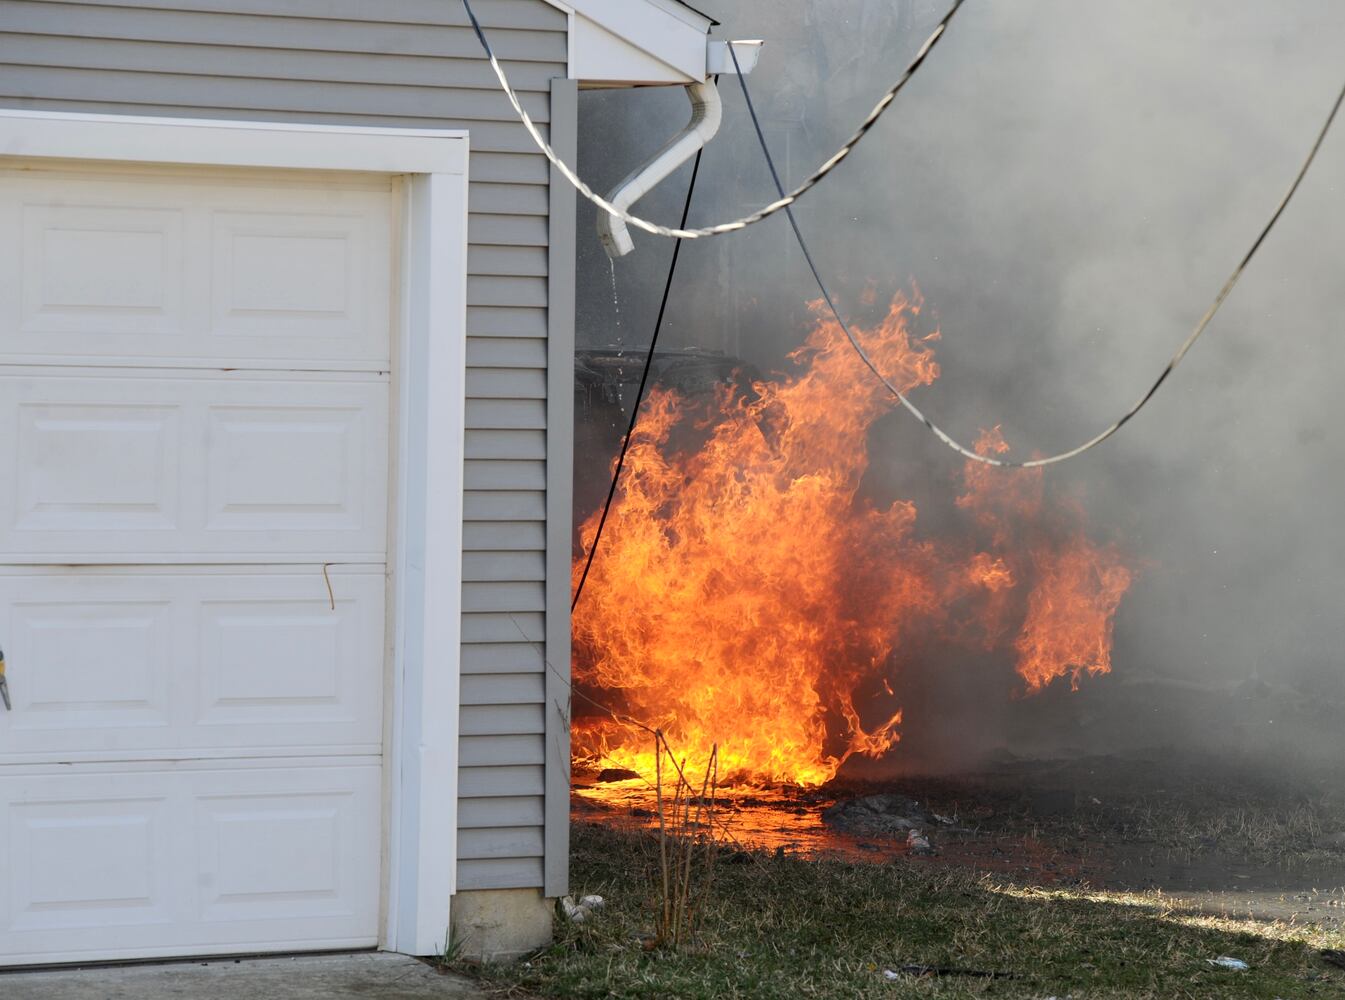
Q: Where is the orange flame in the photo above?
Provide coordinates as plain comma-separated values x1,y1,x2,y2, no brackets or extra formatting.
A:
573,291,1131,787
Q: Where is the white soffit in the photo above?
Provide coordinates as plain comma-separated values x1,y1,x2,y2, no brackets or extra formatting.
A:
543,0,714,87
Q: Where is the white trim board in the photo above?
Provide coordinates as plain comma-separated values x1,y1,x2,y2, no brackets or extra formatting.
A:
541,0,712,32
0,108,470,959
0,109,467,176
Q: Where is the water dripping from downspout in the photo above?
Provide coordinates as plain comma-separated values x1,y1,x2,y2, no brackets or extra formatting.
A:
608,257,623,349
609,258,625,411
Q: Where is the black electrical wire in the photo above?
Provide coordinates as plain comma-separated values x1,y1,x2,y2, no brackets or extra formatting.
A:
729,44,1345,468
570,148,706,612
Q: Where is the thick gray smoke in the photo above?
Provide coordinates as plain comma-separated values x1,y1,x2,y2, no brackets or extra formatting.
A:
573,0,1345,770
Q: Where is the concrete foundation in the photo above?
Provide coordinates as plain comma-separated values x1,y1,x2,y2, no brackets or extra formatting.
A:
0,952,483,1000
450,888,554,961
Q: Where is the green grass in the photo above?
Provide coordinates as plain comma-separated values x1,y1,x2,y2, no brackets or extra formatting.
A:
459,823,1345,999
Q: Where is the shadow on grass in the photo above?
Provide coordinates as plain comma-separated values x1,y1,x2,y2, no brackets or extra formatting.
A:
465,823,1345,1000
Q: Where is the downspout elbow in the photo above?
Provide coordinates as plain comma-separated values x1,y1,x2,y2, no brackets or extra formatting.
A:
597,78,723,259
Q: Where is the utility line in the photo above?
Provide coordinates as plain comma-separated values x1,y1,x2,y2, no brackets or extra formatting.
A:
460,0,966,243
571,148,706,611
730,43,1345,468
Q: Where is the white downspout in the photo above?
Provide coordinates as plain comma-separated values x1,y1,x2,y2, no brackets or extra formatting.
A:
597,78,723,259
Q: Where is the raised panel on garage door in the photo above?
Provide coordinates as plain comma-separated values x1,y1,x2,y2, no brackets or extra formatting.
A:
0,761,382,964
0,168,394,368
0,370,389,561
0,568,384,761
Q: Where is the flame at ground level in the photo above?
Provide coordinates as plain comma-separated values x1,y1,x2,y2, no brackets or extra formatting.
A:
573,292,1132,787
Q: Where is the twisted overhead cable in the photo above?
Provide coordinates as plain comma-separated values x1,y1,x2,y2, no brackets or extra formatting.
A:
731,43,1345,468
460,0,966,241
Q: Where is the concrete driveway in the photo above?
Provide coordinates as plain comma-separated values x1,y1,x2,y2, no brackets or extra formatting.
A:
0,952,490,999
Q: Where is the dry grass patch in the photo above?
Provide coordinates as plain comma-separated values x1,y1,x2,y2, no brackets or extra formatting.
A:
456,822,1345,999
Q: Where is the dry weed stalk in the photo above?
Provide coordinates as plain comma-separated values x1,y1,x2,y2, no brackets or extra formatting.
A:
652,730,719,950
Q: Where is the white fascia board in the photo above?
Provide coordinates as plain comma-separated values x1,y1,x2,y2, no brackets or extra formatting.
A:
639,0,715,32
542,0,712,33
542,0,710,85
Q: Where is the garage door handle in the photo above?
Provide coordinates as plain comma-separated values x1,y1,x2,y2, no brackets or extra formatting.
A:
0,648,9,711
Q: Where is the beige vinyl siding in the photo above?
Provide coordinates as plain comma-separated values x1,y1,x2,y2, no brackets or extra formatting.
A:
0,0,569,895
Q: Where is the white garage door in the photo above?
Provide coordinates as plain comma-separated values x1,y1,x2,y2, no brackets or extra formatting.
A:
0,163,396,965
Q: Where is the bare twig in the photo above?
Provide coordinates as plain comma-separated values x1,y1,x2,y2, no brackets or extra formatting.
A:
655,732,671,937
648,731,720,949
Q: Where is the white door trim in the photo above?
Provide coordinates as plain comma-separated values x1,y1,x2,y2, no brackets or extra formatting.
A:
0,109,470,958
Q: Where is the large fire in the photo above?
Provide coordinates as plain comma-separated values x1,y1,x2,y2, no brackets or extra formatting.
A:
572,291,1131,787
